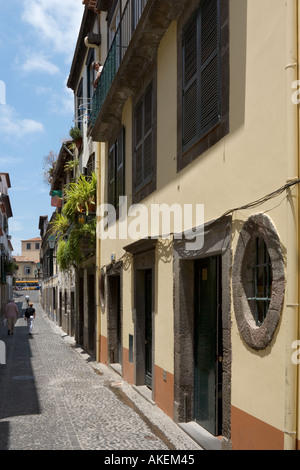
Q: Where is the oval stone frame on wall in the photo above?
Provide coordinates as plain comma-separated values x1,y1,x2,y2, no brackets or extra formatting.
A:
232,213,285,350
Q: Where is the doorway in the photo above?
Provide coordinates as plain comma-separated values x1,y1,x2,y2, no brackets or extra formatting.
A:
194,256,223,436
135,266,154,391
144,269,153,388
107,274,122,365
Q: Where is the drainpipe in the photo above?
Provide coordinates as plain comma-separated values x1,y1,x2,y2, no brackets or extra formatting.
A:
95,142,102,363
285,0,299,451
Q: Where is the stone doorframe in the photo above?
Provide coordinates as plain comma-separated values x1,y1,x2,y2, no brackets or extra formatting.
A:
124,238,157,397
173,216,232,448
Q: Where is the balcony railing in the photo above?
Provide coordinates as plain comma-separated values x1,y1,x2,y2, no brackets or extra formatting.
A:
90,0,148,127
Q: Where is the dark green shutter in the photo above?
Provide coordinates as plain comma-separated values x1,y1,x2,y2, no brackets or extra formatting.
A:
108,145,115,206
134,84,153,192
183,15,198,148
182,0,220,150
135,100,143,189
143,85,153,182
116,126,125,207
199,0,220,134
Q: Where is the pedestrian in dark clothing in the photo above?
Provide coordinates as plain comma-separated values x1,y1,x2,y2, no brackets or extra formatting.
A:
24,302,35,335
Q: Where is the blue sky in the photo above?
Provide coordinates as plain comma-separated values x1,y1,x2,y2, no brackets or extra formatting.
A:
0,0,83,255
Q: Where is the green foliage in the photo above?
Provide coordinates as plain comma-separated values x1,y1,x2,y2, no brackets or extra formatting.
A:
63,172,97,217
49,213,70,238
69,126,82,141
53,171,97,272
64,159,79,173
5,260,19,274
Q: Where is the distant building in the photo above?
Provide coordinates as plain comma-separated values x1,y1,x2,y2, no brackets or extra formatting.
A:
13,237,42,282
14,256,38,282
21,237,41,263
0,172,14,312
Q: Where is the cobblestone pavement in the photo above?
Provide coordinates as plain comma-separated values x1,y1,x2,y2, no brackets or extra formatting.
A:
0,291,202,452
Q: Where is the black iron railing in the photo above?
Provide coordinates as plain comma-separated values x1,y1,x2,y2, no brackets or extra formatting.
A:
90,0,148,127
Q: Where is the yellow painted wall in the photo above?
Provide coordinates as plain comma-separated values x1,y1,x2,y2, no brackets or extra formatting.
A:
98,0,295,436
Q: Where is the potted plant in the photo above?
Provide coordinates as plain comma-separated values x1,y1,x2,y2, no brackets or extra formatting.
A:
69,126,83,149
63,172,97,216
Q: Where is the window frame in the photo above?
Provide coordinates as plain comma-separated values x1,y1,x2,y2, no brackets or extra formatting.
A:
177,0,229,172
132,73,157,204
233,214,285,351
24,266,31,275
247,238,273,327
108,126,125,210
86,48,95,103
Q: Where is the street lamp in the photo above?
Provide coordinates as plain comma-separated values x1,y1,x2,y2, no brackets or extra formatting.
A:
48,235,56,250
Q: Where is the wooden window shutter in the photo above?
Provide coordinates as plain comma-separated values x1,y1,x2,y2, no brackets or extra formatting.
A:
108,145,116,206
199,0,220,134
135,100,143,189
134,84,153,191
182,0,220,150
143,85,153,182
183,14,198,149
116,126,125,207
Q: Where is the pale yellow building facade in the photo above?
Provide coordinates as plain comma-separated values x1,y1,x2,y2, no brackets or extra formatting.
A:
78,0,300,450
21,237,42,264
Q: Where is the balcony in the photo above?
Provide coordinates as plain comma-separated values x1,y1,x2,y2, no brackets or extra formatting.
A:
90,0,186,142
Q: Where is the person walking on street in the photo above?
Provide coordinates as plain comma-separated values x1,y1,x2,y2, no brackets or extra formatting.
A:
5,299,19,336
25,295,30,306
24,302,35,335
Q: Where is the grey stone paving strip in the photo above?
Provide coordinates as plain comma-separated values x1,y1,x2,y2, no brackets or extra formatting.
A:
0,292,202,451
34,336,82,450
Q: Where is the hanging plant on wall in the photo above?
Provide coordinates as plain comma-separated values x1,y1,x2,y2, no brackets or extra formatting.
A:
69,126,83,149
50,171,97,272
63,171,97,217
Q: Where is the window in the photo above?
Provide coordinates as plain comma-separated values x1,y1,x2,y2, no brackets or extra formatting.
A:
76,79,83,135
133,84,154,193
24,266,31,275
247,238,273,327
182,0,220,150
108,1,121,49
35,243,40,250
86,153,96,178
86,49,95,102
108,127,125,209
26,243,31,250
178,0,229,171
233,214,285,350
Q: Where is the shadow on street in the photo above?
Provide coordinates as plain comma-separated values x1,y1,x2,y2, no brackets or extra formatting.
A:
0,291,41,450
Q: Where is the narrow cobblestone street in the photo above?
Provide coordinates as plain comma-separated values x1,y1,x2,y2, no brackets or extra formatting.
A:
0,291,201,453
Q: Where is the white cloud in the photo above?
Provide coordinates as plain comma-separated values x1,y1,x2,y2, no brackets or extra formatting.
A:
35,78,74,116
0,156,23,166
0,104,44,138
21,0,83,58
21,53,59,75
